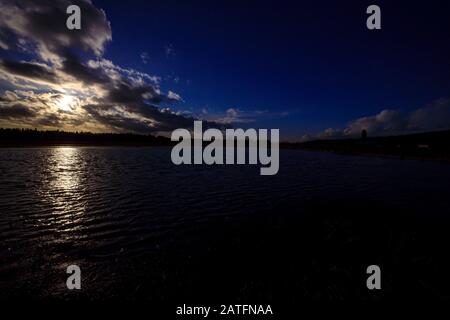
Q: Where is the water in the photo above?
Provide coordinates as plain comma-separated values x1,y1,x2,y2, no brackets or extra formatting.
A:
1,147,450,301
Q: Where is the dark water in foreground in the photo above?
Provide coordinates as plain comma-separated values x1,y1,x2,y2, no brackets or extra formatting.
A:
1,147,450,304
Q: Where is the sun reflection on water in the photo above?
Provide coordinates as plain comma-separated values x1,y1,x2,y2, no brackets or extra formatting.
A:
43,147,87,235
51,147,81,191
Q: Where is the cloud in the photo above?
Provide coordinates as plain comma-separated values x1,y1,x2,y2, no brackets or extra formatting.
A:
307,98,450,141
0,0,112,62
165,44,175,58
0,59,59,84
0,102,36,119
342,109,406,137
0,0,220,134
88,58,160,85
199,107,289,125
409,98,450,131
61,54,110,85
167,90,183,102
208,108,255,124
0,90,88,129
140,52,149,64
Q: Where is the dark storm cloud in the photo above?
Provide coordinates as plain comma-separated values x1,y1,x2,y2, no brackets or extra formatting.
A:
0,0,112,60
132,105,195,131
0,103,36,119
37,113,63,126
61,54,110,85
82,103,193,134
82,102,227,134
0,59,59,84
106,82,163,105
82,104,159,133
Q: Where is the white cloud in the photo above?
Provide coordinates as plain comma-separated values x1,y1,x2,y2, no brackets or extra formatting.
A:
167,90,183,102
307,98,450,141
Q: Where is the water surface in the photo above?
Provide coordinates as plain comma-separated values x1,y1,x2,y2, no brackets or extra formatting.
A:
1,147,450,301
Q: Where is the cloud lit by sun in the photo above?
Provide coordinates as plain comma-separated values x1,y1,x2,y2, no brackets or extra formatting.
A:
0,0,190,135
58,95,75,111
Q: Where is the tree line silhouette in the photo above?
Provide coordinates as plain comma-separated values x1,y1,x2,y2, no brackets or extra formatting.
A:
2,127,450,162
0,128,173,147
287,129,450,161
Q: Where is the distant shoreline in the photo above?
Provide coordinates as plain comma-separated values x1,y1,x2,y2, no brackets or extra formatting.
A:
2,128,450,163
0,143,172,148
281,129,450,162
0,128,175,148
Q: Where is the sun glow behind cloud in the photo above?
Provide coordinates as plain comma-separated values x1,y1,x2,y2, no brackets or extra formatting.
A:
0,0,200,134
57,95,75,112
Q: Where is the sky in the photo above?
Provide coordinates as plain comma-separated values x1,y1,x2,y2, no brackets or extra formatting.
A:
0,0,450,141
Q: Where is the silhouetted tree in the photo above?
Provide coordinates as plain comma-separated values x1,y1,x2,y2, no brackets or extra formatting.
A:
361,129,367,140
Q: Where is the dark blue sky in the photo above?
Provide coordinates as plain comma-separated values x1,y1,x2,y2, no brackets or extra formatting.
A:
1,0,449,139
